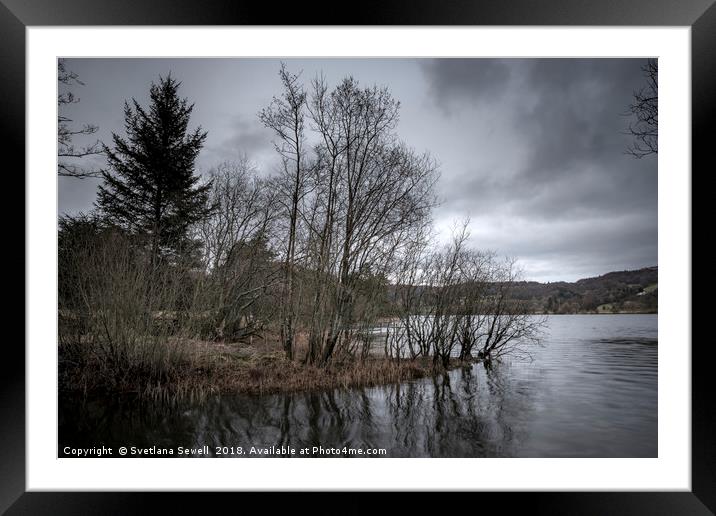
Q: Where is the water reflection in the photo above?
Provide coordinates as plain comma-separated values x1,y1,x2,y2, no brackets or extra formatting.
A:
60,315,657,458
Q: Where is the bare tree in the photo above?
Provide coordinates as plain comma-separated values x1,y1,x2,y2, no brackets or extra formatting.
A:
390,220,474,366
58,58,103,178
389,222,546,367
475,258,547,361
303,75,344,364
260,70,438,366
426,226,467,369
194,159,280,340
259,63,308,360
454,249,493,361
388,225,433,360
305,77,439,365
625,58,658,158
197,159,275,270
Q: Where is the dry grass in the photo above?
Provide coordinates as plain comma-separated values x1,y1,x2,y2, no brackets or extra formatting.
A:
205,352,437,396
59,333,463,402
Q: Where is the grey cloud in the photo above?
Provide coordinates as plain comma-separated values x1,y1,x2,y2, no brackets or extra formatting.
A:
422,59,514,111
421,58,656,280
462,212,657,282
200,115,276,172
440,159,656,223
424,58,656,225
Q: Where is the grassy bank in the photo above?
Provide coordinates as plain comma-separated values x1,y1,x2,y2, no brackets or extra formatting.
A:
59,335,467,403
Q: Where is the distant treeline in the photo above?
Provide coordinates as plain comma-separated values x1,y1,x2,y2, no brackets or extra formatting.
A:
504,266,658,314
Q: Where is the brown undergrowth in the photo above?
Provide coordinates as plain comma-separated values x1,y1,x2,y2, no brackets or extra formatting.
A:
59,333,468,403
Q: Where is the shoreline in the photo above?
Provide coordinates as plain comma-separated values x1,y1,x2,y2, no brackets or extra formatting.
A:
59,337,476,403
58,314,655,403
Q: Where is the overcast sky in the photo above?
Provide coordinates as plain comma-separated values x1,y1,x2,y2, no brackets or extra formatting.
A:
58,58,657,282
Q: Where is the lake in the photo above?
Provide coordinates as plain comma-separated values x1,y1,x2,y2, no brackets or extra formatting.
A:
59,314,657,458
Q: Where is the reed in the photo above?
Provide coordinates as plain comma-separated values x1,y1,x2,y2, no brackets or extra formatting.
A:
59,334,469,403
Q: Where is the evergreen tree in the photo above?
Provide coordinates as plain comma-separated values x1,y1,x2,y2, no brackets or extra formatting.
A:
96,74,210,263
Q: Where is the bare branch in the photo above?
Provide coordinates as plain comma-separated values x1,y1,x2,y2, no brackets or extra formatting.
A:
624,58,658,158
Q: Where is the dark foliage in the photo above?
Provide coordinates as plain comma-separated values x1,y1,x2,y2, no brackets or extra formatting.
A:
96,74,211,263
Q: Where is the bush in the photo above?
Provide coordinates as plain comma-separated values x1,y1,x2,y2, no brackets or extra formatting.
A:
59,215,196,393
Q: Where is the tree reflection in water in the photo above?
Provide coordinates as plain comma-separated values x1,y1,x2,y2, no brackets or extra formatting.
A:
60,361,536,458
59,315,658,458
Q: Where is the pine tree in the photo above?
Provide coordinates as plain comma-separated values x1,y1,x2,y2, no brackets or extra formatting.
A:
96,74,210,263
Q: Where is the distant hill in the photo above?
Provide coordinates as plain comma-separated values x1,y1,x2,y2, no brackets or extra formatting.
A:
385,266,658,315
510,266,658,314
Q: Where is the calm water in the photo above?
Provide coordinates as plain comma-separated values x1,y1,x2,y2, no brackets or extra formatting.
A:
59,314,657,457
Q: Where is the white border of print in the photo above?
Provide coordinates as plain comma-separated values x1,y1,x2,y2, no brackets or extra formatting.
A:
27,26,690,491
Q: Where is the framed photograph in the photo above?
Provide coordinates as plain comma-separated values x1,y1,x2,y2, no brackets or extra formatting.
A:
4,0,712,513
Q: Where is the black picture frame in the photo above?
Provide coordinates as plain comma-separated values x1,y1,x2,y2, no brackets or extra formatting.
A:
2,0,711,513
